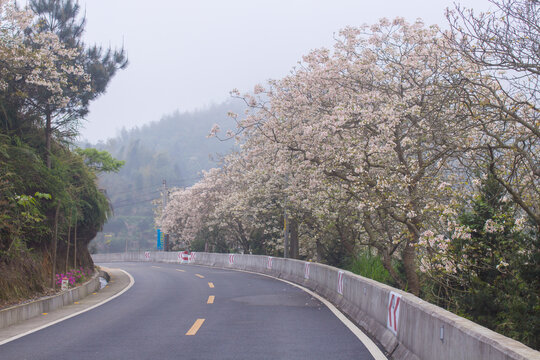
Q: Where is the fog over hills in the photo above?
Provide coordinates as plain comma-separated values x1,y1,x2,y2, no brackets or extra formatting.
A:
87,100,243,252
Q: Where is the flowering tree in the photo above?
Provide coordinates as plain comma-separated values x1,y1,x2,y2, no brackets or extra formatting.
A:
446,0,539,230
159,151,284,254
159,169,222,250
228,19,479,295
161,11,538,345
1,0,89,169
23,0,128,168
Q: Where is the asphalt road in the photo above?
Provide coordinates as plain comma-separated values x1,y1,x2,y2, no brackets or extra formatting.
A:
0,262,378,360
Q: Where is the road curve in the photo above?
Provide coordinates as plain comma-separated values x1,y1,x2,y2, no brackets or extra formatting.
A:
0,262,380,360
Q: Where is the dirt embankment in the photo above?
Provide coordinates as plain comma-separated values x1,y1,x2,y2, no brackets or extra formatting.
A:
0,228,97,309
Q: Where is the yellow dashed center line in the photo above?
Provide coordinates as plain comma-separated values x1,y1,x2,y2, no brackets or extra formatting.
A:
42,313,48,315
176,269,185,272
208,282,214,288
195,274,205,279
186,319,205,335
207,296,215,304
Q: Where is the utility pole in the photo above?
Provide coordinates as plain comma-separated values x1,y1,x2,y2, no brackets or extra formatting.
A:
162,179,168,209
122,219,130,253
283,172,289,258
161,180,168,251
284,208,289,258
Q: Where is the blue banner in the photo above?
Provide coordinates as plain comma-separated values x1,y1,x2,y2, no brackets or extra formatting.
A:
157,229,163,250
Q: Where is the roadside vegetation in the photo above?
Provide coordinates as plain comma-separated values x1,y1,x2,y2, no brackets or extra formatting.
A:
0,0,125,306
158,0,539,349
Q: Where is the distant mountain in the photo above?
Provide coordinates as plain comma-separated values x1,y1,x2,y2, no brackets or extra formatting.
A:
86,100,243,253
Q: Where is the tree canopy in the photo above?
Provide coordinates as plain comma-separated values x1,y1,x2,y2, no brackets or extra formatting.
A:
158,0,539,349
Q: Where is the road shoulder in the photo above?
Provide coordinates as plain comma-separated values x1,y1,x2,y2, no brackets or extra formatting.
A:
0,267,134,345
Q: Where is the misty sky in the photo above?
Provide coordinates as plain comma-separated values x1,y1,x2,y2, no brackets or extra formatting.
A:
79,0,492,143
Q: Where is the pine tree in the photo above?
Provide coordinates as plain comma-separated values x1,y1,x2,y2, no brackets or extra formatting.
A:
27,0,128,168
451,174,539,348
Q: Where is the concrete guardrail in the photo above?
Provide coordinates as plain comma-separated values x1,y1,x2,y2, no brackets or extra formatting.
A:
92,251,540,360
0,270,103,330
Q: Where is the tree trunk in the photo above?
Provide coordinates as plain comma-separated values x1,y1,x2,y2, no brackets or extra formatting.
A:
289,218,299,259
381,248,406,289
402,243,420,296
65,221,71,274
335,222,355,256
51,201,61,288
236,221,250,254
316,239,323,262
73,223,77,269
45,110,52,169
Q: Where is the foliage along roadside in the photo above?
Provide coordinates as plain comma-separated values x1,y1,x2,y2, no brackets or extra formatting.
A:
0,0,126,306
0,133,111,305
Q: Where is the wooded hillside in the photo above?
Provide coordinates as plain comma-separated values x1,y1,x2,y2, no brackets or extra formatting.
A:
86,101,239,253
0,0,126,305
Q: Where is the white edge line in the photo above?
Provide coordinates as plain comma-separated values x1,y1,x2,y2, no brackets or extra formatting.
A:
191,264,388,360
0,269,135,346
266,275,388,360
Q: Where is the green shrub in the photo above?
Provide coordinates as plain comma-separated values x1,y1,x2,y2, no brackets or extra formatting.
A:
347,250,394,285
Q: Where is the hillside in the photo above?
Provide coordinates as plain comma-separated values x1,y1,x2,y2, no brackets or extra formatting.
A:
86,100,242,253
0,0,128,306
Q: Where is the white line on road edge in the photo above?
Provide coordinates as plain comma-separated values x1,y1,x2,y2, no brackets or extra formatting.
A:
200,265,388,360
270,275,388,360
0,269,135,346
